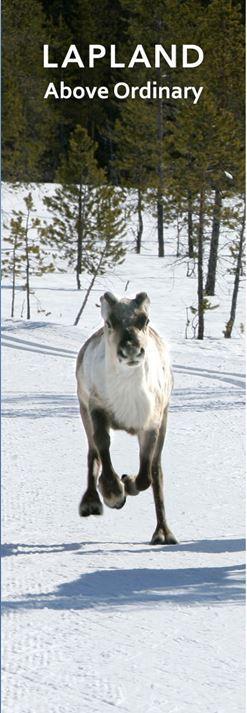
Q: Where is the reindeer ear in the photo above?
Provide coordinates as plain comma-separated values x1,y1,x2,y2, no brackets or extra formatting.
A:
135,292,150,312
100,292,118,320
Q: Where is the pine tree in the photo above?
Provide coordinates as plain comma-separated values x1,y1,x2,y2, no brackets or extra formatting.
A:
167,91,238,338
162,0,244,337
202,0,245,296
43,126,126,291
41,0,127,171
2,0,56,181
223,200,245,338
43,126,106,289
118,0,183,256
74,184,126,324
113,99,158,253
2,216,24,318
41,11,74,178
2,193,56,319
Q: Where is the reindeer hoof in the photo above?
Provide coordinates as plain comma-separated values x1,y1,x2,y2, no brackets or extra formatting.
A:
102,493,126,510
122,474,151,494
79,491,103,517
166,532,178,545
151,530,165,545
113,496,126,510
98,476,126,510
151,527,178,545
121,474,139,496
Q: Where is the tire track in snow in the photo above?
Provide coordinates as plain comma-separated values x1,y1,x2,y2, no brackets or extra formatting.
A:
2,332,245,389
2,334,76,359
174,364,245,390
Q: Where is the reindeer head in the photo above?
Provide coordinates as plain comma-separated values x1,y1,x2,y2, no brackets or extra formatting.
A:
100,292,150,367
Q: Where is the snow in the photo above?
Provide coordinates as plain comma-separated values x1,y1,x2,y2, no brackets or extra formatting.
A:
2,184,245,713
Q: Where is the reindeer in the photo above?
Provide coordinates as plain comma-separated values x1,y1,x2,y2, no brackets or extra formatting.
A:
76,291,177,545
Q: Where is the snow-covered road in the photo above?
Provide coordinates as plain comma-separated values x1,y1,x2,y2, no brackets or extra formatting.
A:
2,254,245,713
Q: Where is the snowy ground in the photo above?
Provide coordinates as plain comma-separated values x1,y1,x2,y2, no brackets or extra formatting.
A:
2,186,246,713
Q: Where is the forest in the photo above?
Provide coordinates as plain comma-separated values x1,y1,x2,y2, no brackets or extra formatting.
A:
2,0,245,339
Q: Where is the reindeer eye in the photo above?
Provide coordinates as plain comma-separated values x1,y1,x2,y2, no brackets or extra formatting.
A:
107,315,120,329
136,315,149,330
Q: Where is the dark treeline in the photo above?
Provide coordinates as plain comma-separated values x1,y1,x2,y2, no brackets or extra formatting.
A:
2,0,245,182
2,0,245,338
3,0,128,180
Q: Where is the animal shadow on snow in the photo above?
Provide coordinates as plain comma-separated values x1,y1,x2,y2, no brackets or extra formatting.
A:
1,542,83,558
2,538,245,559
2,546,245,612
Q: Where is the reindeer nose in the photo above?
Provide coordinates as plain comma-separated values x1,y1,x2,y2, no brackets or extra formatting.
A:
118,342,144,361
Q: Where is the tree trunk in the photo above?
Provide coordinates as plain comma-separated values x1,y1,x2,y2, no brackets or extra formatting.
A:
188,191,194,257
197,188,205,340
176,218,181,257
25,210,31,320
157,193,164,257
136,188,143,254
76,269,81,291
157,78,164,257
11,235,17,318
107,121,118,185
224,203,245,338
76,186,83,290
74,250,105,326
205,187,222,295
74,274,96,325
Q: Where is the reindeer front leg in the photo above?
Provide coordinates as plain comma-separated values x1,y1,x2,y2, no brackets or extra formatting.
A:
150,409,177,545
79,403,103,517
122,428,158,495
91,408,126,510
